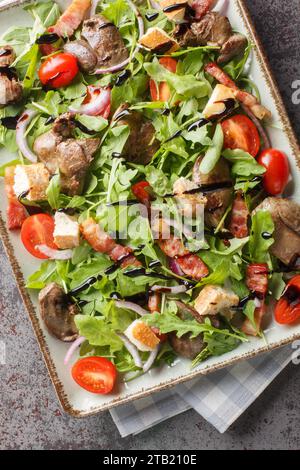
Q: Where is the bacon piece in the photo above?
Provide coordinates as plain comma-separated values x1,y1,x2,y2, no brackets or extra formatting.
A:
246,264,269,297
148,292,161,313
4,166,27,230
158,237,189,258
229,191,249,239
49,0,91,37
191,0,217,19
241,303,266,337
81,217,141,267
176,254,209,281
204,62,271,120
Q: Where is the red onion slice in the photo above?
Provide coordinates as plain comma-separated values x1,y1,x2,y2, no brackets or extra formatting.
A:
169,258,185,276
115,300,149,316
143,345,160,373
242,104,271,150
150,285,187,294
93,0,144,75
16,110,38,163
69,86,111,117
117,333,143,368
64,336,86,365
35,245,73,260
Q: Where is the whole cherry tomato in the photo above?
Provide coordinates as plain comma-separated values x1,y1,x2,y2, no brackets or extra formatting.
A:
38,52,79,89
257,148,290,195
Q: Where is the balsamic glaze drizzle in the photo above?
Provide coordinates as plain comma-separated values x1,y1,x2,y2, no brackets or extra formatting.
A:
36,33,60,44
0,48,11,57
1,116,19,129
145,12,159,22
115,70,131,87
163,3,187,13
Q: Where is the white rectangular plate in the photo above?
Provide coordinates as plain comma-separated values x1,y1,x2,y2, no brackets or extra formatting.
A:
0,0,299,417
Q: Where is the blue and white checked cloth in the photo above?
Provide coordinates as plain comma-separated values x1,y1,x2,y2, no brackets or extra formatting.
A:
110,345,293,436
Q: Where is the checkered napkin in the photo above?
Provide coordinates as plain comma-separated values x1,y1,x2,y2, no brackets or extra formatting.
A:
110,345,292,436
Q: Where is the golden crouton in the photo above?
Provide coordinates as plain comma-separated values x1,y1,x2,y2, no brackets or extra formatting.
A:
194,285,239,316
13,163,50,201
139,27,180,53
159,0,187,23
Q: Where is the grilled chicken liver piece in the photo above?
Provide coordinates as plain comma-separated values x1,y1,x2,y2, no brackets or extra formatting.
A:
0,45,16,67
0,68,22,106
64,39,98,73
39,282,79,342
81,15,128,70
115,104,159,164
193,156,233,228
34,113,100,195
173,12,247,64
253,198,300,266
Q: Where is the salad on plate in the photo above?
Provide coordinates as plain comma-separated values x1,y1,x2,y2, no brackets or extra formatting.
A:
0,0,299,395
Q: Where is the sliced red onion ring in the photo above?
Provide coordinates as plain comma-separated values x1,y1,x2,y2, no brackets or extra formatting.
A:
115,300,149,316
143,345,160,373
149,0,160,9
213,0,229,16
117,333,143,368
169,258,185,276
64,336,86,365
254,297,262,309
69,86,111,116
93,0,144,75
35,245,73,260
90,0,99,17
150,285,187,294
16,110,38,163
242,104,271,150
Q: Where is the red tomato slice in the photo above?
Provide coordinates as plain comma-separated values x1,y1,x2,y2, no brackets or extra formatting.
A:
275,275,300,325
150,57,177,102
221,114,260,157
71,356,117,394
20,214,57,259
132,181,152,205
257,148,290,196
38,53,79,89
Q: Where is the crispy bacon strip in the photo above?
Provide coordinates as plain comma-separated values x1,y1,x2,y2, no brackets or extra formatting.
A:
176,254,209,281
229,191,249,239
81,218,141,268
241,303,266,337
205,62,271,120
49,0,91,37
4,166,27,230
246,263,269,297
158,237,189,258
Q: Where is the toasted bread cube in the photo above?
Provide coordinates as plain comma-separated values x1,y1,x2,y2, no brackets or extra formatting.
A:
159,0,187,23
194,285,239,316
139,27,179,53
202,84,236,119
53,211,80,249
125,320,160,351
13,163,50,201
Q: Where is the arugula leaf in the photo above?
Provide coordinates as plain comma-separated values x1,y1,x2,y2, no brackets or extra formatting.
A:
222,148,265,177
192,331,240,368
248,211,274,263
68,255,112,289
199,124,224,174
269,272,286,300
144,59,210,99
23,44,39,94
46,173,60,210
75,114,108,133
75,315,123,353
26,260,57,289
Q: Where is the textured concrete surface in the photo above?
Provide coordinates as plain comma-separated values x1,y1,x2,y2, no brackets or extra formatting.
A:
0,0,300,450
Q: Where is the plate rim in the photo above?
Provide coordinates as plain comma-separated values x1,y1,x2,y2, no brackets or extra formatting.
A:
0,0,299,417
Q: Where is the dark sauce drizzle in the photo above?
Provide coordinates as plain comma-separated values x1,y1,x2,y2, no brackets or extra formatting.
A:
115,70,131,87
145,12,159,22
73,119,96,135
262,232,272,240
36,33,60,44
283,285,300,306
0,48,11,57
163,3,187,13
112,152,122,158
1,116,19,129
98,22,114,30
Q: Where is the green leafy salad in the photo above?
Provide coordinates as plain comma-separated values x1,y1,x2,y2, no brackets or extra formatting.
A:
0,0,298,394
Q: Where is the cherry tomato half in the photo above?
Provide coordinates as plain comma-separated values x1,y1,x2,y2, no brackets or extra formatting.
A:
38,53,79,89
221,114,260,157
257,148,290,196
275,275,300,325
150,57,177,102
20,213,57,259
71,356,117,394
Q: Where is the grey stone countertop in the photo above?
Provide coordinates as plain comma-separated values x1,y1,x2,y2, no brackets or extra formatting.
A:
0,0,300,451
